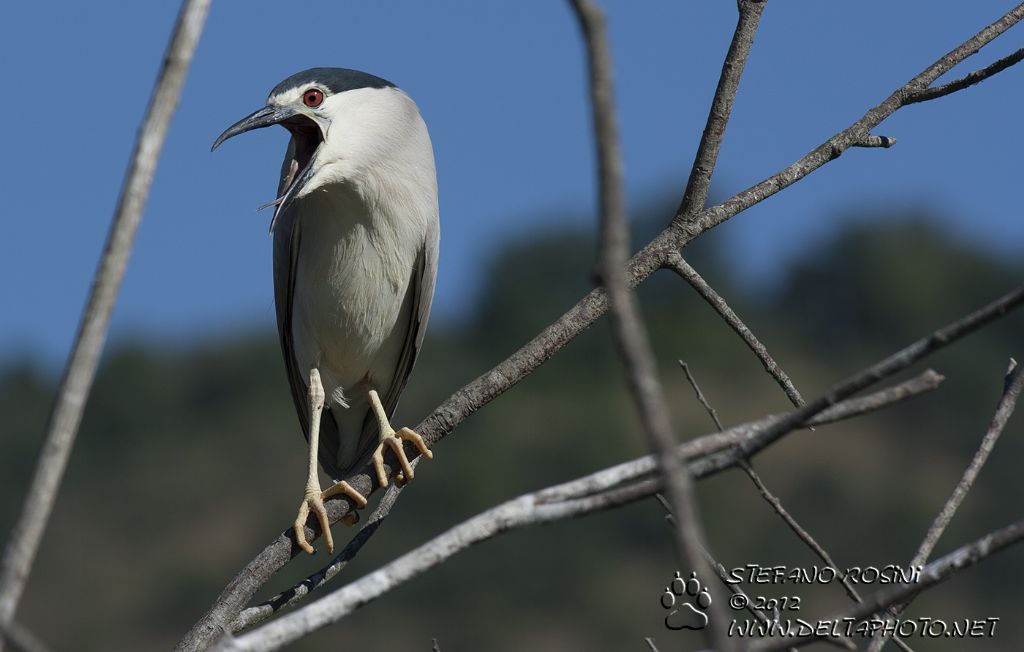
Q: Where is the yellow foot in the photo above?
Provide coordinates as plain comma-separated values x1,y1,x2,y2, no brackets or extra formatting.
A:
370,427,433,488
293,481,368,555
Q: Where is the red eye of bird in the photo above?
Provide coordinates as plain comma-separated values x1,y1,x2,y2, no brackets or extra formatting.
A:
303,88,324,108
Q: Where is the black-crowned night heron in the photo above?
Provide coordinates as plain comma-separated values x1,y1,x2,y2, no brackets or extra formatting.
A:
212,68,438,554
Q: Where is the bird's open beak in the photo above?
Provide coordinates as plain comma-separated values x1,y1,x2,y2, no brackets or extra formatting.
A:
212,105,326,233
211,104,299,151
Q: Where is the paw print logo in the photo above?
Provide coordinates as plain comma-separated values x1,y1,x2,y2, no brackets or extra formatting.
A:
661,571,712,631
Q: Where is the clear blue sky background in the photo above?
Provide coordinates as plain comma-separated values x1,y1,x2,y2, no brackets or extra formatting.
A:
1,1,1022,366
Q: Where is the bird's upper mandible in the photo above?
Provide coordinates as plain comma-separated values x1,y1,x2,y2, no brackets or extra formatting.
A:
212,67,434,232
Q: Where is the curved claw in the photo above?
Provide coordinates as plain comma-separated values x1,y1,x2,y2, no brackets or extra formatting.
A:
371,427,434,488
398,427,433,460
294,493,333,555
293,481,367,554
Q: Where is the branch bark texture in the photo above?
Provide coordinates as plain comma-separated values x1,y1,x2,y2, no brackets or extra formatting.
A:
0,1,211,645
177,5,1024,650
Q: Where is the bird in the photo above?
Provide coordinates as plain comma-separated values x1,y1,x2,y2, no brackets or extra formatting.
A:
212,68,438,555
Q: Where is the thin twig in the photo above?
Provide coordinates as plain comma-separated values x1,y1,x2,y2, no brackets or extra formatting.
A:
678,361,727,429
865,359,1024,652
739,460,863,606
811,371,944,423
656,495,849,651
691,286,1024,479
545,370,943,508
0,0,212,643
669,257,805,409
913,359,1023,564
680,353,917,652
568,1,727,646
677,362,867,631
178,7,1024,648
677,0,768,221
906,46,1024,104
747,517,1024,652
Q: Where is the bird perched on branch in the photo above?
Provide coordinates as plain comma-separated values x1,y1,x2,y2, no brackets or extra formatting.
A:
212,68,438,554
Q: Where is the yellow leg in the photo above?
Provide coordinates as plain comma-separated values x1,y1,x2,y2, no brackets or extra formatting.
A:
367,389,433,488
293,369,368,555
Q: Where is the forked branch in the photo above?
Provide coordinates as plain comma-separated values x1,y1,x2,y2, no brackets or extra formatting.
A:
178,5,1024,651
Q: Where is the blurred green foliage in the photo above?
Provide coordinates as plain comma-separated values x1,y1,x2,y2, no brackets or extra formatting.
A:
2,206,1022,651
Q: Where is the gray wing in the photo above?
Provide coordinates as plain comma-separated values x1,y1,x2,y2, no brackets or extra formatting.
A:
275,136,439,480
351,212,440,470
384,215,439,417
272,138,347,479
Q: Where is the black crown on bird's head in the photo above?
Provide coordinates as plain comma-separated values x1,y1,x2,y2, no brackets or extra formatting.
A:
269,67,395,99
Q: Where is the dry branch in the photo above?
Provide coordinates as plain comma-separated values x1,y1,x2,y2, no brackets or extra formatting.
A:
216,479,655,650
669,257,805,409
233,484,404,632
220,369,942,648
177,5,1024,650
865,359,1024,652
655,496,850,652
747,517,1024,652
912,359,1023,564
906,46,1024,104
691,286,1024,478
0,1,212,646
677,0,767,220
678,361,886,645
568,1,728,644
215,367,946,650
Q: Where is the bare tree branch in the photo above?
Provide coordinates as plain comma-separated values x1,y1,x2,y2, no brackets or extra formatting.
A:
233,484,404,632
677,360,898,647
177,7,1024,649
679,361,728,429
691,286,1024,478
811,371,943,423
865,358,1024,652
906,46,1024,104
669,257,805,409
737,462,920,652
638,2,1024,292
216,364,947,650
0,1,212,645
911,359,1022,565
553,371,944,509
655,495,851,651
567,1,729,646
677,0,767,221
226,368,940,649
215,478,655,650
739,461,867,602
747,517,1024,652
201,371,944,648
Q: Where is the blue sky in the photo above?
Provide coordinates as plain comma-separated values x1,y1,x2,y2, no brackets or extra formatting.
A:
2,1,1022,365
